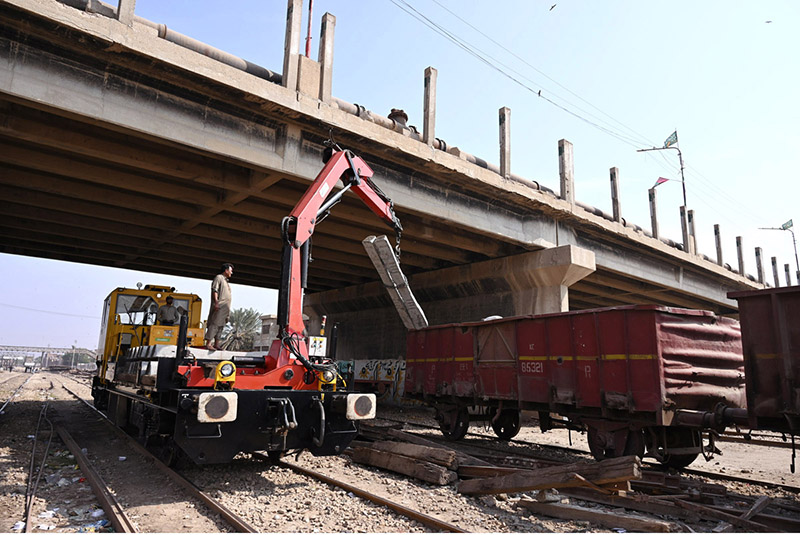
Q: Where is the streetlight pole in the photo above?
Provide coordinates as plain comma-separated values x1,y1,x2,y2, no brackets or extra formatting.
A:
637,145,687,209
760,225,800,283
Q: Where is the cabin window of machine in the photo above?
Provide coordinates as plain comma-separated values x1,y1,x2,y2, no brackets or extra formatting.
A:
115,294,159,325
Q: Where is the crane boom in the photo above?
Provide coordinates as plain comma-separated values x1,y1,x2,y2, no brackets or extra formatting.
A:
275,145,402,368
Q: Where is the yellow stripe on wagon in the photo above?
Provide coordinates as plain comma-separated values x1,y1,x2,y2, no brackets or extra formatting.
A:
518,354,655,361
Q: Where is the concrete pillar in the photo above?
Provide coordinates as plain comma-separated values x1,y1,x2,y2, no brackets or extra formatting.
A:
116,0,136,26
499,245,596,314
558,139,574,205
649,187,659,239
317,13,335,103
680,206,694,254
688,209,697,254
755,247,764,284
499,107,511,179
736,236,745,276
282,0,302,90
610,167,621,223
714,224,723,266
785,264,792,286
772,256,780,287
423,67,437,146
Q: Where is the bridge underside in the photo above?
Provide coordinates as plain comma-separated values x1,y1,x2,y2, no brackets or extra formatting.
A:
0,0,757,356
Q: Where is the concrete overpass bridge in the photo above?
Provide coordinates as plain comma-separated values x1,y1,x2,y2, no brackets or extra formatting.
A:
0,0,762,359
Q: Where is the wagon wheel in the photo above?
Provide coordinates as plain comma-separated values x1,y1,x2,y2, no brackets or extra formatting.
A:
587,426,645,461
491,409,521,440
437,407,469,441
656,428,700,469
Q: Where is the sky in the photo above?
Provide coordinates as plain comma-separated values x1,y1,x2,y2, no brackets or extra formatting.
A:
2,0,799,350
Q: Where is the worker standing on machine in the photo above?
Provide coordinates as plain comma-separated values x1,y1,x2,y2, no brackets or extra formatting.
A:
205,263,234,350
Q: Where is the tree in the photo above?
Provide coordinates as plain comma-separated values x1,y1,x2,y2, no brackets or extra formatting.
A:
220,307,262,351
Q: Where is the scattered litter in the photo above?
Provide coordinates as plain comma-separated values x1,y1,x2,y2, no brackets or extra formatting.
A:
11,521,25,531
90,509,105,518
72,477,81,483
81,448,88,454
611,529,627,533
38,510,57,519
70,506,91,517
56,478,71,487
78,519,109,532
37,525,55,531
118,456,126,462
27,435,35,439
45,474,60,485
78,477,86,483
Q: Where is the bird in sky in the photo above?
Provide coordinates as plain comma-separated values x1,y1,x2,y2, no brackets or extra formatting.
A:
550,4,557,11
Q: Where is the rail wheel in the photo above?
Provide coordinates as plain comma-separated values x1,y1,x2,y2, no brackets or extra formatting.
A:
266,450,284,463
650,428,700,469
146,435,183,467
491,409,521,440
437,406,469,441
587,426,645,461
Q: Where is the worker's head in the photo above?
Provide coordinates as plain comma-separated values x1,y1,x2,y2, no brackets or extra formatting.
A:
222,263,234,277
166,296,173,304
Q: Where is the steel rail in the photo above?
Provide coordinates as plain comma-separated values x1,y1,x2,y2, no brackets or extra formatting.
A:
257,454,466,533
54,424,137,533
58,380,258,534
0,374,33,415
672,465,800,495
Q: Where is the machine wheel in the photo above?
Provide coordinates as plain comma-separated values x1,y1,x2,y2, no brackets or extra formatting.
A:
491,409,521,440
266,450,284,464
437,407,469,441
587,426,645,461
145,435,183,467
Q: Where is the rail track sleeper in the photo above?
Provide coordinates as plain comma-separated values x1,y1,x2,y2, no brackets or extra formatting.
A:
53,424,137,533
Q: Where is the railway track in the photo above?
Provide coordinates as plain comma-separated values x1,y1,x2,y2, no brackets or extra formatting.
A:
0,373,33,415
57,380,254,533
39,373,800,532
57,376,470,532
265,454,466,532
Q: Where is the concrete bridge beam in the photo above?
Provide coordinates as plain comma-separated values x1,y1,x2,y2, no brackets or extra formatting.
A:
305,245,595,359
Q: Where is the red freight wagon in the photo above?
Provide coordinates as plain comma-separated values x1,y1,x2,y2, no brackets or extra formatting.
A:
406,305,745,468
729,286,800,434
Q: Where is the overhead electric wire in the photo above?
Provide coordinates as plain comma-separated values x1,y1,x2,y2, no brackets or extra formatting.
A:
390,0,779,248
389,0,648,148
426,0,659,149
0,302,98,320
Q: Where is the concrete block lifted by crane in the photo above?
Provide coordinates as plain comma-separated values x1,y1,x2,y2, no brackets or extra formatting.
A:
363,235,428,331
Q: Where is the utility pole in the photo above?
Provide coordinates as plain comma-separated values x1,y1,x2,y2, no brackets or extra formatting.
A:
760,220,800,283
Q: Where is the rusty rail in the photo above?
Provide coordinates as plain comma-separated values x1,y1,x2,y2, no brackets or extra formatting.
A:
54,424,137,533
58,381,257,533
257,454,466,533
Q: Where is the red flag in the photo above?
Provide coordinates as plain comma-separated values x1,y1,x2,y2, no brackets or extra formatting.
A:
654,177,669,187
